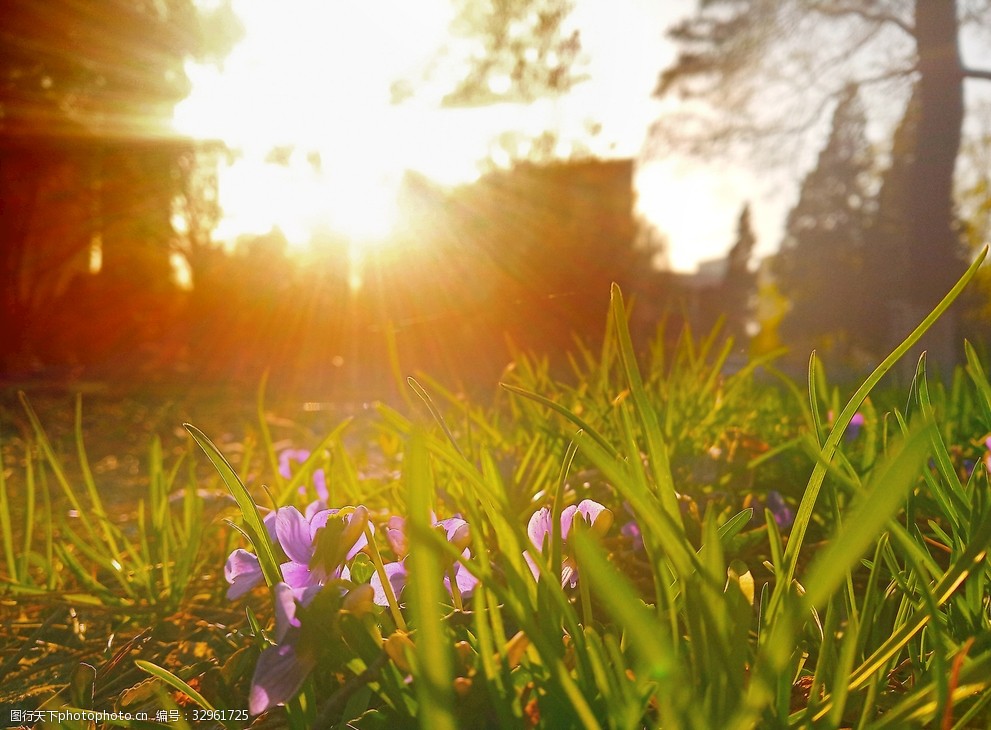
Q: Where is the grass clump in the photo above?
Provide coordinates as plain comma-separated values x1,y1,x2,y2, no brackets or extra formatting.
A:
1,248,990,728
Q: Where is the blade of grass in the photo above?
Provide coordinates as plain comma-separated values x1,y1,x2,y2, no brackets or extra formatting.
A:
134,660,221,715
801,423,933,608
769,245,988,622
500,382,619,459
0,437,17,580
185,423,281,588
610,284,684,529
573,530,680,720
19,392,101,549
405,430,457,730
408,377,466,461
846,506,991,692
73,395,123,560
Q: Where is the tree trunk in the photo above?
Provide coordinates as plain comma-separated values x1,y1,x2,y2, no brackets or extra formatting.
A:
902,0,966,374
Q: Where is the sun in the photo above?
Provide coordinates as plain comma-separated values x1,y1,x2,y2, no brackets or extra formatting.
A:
206,146,402,257
173,0,459,258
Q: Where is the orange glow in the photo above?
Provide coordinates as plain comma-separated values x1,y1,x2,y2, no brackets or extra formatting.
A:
172,1,770,273
173,0,458,259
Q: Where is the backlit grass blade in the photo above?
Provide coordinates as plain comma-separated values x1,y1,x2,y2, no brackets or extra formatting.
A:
415,370,509,448
573,530,679,714
915,355,969,523
74,395,123,561
870,650,991,729
963,340,991,426
717,508,754,543
134,659,220,715
18,392,101,548
500,382,619,458
801,423,933,608
0,438,16,581
404,430,457,730
184,423,281,588
770,244,988,620
21,452,36,585
408,377,467,461
807,352,825,449
575,424,695,582
846,506,991,692
610,284,683,529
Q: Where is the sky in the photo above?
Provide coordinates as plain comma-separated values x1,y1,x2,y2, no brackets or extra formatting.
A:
173,0,790,272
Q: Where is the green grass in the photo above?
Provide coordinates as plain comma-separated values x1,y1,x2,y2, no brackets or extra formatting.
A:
2,248,990,728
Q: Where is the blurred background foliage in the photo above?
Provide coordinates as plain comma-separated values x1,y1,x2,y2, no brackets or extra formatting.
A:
2,0,991,402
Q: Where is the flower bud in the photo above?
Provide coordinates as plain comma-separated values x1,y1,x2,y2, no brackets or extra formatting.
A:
342,583,375,617
384,631,415,673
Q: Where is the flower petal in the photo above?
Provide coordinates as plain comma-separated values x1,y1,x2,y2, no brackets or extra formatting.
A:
437,517,471,551
445,560,479,599
272,582,299,643
522,550,542,581
527,507,552,552
370,560,408,606
276,506,313,565
224,549,263,600
575,499,613,537
281,560,318,593
278,449,310,480
304,500,328,520
313,468,329,502
386,516,408,558
262,510,279,544
249,643,314,715
561,558,578,589
308,508,333,536
559,505,578,542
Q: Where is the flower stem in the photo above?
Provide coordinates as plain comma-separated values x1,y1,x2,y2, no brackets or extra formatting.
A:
364,525,407,631
579,569,593,627
448,565,464,612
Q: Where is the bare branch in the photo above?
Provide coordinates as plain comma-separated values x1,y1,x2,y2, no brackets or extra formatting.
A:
808,1,914,38
963,66,991,82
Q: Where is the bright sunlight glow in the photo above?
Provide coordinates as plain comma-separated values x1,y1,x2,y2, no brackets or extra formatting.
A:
174,0,775,273
175,0,462,256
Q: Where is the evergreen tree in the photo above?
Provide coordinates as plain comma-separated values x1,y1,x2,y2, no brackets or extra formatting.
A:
722,203,758,342
658,1,991,369
775,85,875,357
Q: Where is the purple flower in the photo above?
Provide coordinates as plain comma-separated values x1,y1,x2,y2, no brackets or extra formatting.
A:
277,505,370,603
385,515,408,556
278,448,329,503
249,582,315,715
225,549,265,600
621,520,644,552
370,560,408,607
224,505,370,605
828,410,865,441
435,517,478,598
848,412,865,440
524,499,613,588
765,490,794,530
369,515,478,606
223,510,279,600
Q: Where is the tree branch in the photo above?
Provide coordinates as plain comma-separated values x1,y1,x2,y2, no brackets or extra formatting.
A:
963,66,991,82
809,1,914,38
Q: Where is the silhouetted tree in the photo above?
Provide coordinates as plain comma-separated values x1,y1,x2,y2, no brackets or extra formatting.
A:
0,0,240,376
656,1,991,369
440,0,584,107
722,203,758,343
775,85,875,357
